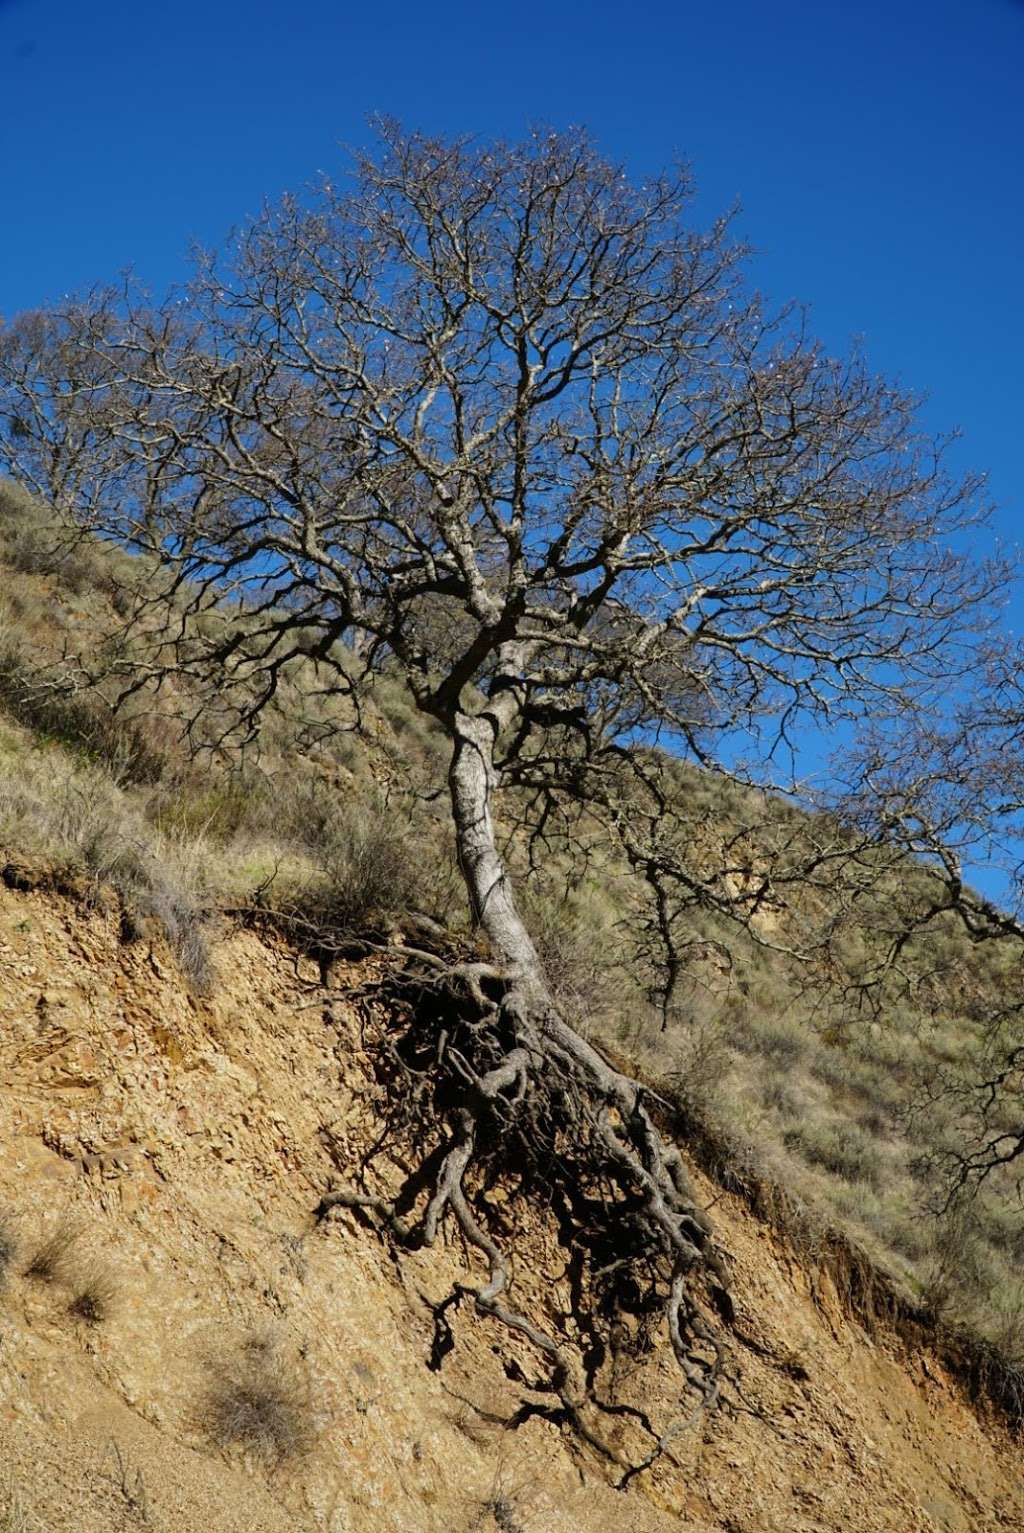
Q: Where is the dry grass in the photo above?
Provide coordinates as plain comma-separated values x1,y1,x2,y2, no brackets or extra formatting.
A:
23,1215,85,1285
0,1475,29,1533
68,1261,120,1325
23,1214,119,1326
268,787,430,935
0,747,213,989
596,900,1024,1377
465,1451,542,1533
107,1441,150,1525
203,1334,311,1465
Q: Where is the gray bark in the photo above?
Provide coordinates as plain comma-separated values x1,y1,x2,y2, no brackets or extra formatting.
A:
448,709,546,983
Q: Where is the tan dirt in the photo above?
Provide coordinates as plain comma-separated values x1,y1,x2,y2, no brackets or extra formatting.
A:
0,880,1020,1532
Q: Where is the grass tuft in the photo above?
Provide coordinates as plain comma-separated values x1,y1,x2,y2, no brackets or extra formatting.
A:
23,1214,84,1284
203,1335,311,1464
68,1261,119,1324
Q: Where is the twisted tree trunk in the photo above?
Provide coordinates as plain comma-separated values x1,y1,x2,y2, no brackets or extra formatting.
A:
448,709,545,986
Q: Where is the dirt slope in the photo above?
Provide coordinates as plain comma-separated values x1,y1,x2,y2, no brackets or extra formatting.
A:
0,876,1020,1532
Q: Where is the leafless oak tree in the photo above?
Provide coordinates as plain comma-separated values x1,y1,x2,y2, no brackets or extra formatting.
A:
0,125,1003,1462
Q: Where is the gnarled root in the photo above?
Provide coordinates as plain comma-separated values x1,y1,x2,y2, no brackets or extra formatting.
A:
316,956,734,1477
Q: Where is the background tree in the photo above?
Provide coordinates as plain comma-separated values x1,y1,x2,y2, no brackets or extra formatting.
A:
0,124,1003,1462
830,645,1024,1207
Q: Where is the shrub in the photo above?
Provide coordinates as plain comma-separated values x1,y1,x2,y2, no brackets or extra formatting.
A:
659,1014,734,1116
521,879,629,1036
0,643,169,786
153,774,265,844
783,1119,886,1189
740,1013,808,1069
279,789,426,935
981,1280,1024,1366
758,1074,805,1120
203,1335,310,1464
921,1202,1003,1318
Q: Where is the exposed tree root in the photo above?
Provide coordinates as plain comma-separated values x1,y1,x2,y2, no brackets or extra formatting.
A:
315,948,738,1481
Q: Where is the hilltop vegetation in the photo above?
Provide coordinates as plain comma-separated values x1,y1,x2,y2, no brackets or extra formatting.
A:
2,475,1022,1409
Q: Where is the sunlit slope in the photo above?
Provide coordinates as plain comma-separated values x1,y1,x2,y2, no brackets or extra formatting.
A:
1,476,1021,1394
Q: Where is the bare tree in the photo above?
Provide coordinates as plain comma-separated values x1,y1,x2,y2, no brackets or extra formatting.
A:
0,124,1002,1462
831,648,1024,1205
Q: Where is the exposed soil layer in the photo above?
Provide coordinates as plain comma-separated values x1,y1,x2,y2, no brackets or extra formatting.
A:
0,879,1020,1532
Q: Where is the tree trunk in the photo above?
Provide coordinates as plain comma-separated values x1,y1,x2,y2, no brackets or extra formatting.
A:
447,709,676,1104
448,709,547,984
447,708,674,1101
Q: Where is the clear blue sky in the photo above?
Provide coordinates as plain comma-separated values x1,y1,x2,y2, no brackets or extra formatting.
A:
2,0,1021,889
3,0,1020,533
2,0,1021,585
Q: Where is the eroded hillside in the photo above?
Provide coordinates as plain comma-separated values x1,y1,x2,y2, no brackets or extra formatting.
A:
1,875,1020,1533
3,476,1024,1367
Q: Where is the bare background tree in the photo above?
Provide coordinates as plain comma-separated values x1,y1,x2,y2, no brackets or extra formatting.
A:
828,646,1024,1207
0,124,1005,1463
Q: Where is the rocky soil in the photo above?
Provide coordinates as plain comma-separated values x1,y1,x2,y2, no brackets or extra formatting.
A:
0,875,1020,1532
